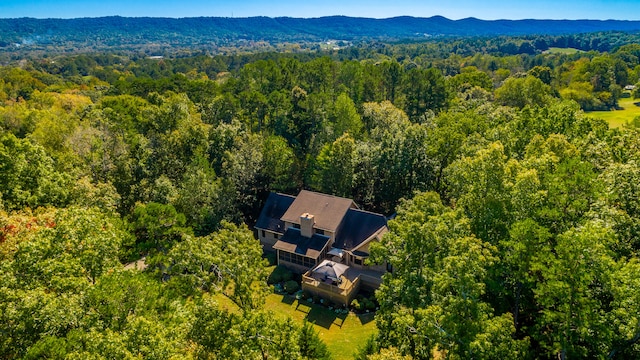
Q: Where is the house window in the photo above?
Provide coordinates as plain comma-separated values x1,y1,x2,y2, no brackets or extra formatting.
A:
279,251,291,263
261,230,265,238
293,224,300,229
354,258,363,265
274,233,279,239
278,251,316,268
316,229,324,235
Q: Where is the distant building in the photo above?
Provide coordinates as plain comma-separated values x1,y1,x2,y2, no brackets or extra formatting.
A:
255,190,389,305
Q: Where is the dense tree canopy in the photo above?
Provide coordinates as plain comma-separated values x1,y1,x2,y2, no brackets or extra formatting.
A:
2,34,640,359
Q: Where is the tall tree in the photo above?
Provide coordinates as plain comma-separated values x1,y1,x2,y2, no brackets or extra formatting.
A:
370,192,528,359
401,68,448,122
167,221,269,311
311,133,357,198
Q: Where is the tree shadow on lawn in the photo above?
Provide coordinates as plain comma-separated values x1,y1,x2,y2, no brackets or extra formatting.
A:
280,294,295,305
294,301,347,329
356,312,375,326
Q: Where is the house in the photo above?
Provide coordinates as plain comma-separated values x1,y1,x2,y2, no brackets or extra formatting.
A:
255,190,388,305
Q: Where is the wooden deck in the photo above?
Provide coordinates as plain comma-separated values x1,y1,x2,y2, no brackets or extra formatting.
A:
302,271,361,306
302,266,384,306
348,267,384,290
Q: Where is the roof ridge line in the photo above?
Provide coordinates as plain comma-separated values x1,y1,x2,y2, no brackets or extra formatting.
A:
274,192,297,198
298,189,354,201
347,207,387,217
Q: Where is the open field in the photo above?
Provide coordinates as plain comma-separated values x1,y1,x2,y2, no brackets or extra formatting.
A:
586,97,640,128
544,47,584,54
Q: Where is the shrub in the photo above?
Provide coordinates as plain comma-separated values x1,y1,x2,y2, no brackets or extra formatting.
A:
268,265,293,284
264,252,277,266
299,320,332,360
284,280,300,294
350,298,362,311
273,283,284,293
354,335,380,360
364,298,376,311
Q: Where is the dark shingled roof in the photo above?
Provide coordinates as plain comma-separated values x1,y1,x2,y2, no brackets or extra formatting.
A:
255,192,296,233
273,228,330,259
281,190,356,232
333,208,387,251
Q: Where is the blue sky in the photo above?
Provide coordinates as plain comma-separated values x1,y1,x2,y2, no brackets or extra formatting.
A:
1,0,640,20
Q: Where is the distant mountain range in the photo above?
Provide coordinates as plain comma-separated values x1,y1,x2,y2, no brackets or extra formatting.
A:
2,16,640,52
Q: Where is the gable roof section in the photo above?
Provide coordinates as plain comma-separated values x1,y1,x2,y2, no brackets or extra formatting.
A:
255,192,296,233
280,190,356,231
333,208,387,251
273,228,331,259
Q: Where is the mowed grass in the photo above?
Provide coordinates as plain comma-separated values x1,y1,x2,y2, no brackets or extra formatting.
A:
265,294,377,360
586,97,640,128
212,292,377,360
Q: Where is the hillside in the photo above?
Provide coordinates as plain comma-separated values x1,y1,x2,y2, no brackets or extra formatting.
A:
2,16,640,53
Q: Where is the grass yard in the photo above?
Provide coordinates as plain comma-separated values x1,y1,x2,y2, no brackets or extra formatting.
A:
213,292,377,360
264,293,377,360
586,97,640,128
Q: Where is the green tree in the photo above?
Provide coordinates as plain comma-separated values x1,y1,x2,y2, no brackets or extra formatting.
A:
0,133,70,210
311,133,357,198
533,222,616,359
374,123,434,213
495,75,552,109
445,142,511,244
130,202,191,254
262,135,298,192
527,65,553,85
380,60,403,104
362,100,410,139
401,68,448,121
560,81,601,110
83,270,164,332
370,192,528,359
331,92,363,139
0,207,129,358
299,320,332,360
167,221,269,311
447,66,494,93
608,259,640,358
175,156,239,235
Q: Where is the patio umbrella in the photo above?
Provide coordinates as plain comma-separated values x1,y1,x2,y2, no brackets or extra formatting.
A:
312,259,349,281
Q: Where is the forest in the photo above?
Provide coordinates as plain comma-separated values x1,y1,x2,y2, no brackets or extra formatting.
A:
2,16,640,58
1,32,640,359
3,16,640,55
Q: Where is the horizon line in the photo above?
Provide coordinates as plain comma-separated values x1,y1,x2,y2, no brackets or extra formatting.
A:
0,14,636,22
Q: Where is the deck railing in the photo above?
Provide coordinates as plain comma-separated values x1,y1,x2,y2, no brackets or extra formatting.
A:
302,273,360,297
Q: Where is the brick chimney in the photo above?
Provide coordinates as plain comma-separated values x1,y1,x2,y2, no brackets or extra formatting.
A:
300,213,315,238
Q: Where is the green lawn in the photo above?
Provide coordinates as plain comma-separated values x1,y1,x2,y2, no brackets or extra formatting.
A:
264,294,377,360
213,292,377,360
586,97,640,128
